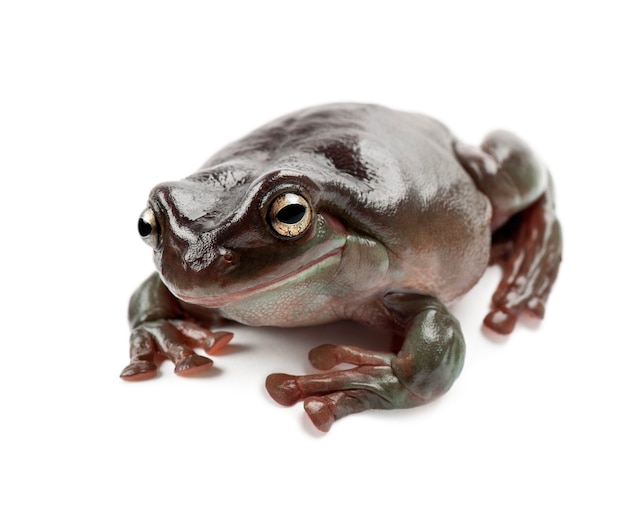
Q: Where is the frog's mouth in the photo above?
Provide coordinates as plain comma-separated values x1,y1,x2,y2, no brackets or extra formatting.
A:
175,247,343,308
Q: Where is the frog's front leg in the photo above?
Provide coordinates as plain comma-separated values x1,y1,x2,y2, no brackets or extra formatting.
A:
266,295,465,431
120,273,233,380
455,131,562,334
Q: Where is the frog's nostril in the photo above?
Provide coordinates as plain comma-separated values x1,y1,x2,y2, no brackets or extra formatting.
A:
219,247,237,267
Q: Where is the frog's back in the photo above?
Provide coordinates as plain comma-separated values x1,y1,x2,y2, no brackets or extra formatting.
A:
203,103,492,302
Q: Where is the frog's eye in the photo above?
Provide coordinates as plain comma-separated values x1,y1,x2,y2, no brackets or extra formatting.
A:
138,208,160,249
267,193,312,239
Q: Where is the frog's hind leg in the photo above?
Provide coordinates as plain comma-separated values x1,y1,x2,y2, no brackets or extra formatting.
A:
266,296,465,431
485,184,562,333
455,131,562,334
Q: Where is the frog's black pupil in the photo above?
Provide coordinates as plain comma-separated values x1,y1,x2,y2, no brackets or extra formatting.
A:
277,204,306,224
138,218,152,237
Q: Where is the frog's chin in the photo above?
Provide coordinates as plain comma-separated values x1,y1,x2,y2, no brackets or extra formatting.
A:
174,248,343,308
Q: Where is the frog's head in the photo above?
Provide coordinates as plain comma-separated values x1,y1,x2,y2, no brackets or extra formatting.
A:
137,165,348,311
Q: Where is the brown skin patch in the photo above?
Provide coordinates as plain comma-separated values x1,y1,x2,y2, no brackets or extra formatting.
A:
315,138,370,181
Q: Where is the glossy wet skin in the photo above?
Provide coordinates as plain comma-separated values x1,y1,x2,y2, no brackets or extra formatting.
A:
124,103,562,431
141,105,490,325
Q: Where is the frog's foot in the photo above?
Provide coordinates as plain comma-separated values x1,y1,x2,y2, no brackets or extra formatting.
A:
120,320,233,381
266,345,421,432
485,189,562,334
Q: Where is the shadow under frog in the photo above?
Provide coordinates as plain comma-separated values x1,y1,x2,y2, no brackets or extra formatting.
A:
121,103,562,432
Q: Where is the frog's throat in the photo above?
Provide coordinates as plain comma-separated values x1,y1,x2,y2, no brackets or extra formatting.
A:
174,247,343,308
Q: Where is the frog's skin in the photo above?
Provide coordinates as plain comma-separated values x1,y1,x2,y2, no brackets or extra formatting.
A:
122,103,562,432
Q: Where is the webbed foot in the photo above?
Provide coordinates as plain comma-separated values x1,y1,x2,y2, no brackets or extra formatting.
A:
120,320,233,380
266,345,422,432
267,296,465,431
455,131,562,334
485,187,562,334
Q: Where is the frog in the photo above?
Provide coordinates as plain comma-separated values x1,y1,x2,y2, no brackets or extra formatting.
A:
121,103,562,432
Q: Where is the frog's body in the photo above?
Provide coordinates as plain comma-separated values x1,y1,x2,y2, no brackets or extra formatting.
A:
123,103,562,431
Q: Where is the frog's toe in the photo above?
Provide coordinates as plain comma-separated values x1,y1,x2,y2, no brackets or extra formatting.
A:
120,360,158,381
483,309,517,335
150,323,215,377
120,327,159,381
202,331,234,354
266,373,301,406
169,321,233,355
308,345,340,370
265,368,372,409
173,354,214,376
308,344,393,370
266,372,342,431
303,396,336,432
304,391,386,432
266,366,412,431
527,297,546,319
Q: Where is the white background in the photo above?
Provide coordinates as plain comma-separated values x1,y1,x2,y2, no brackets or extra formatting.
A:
2,1,624,503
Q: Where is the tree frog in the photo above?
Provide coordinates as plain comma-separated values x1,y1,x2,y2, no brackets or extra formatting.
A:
121,103,562,431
